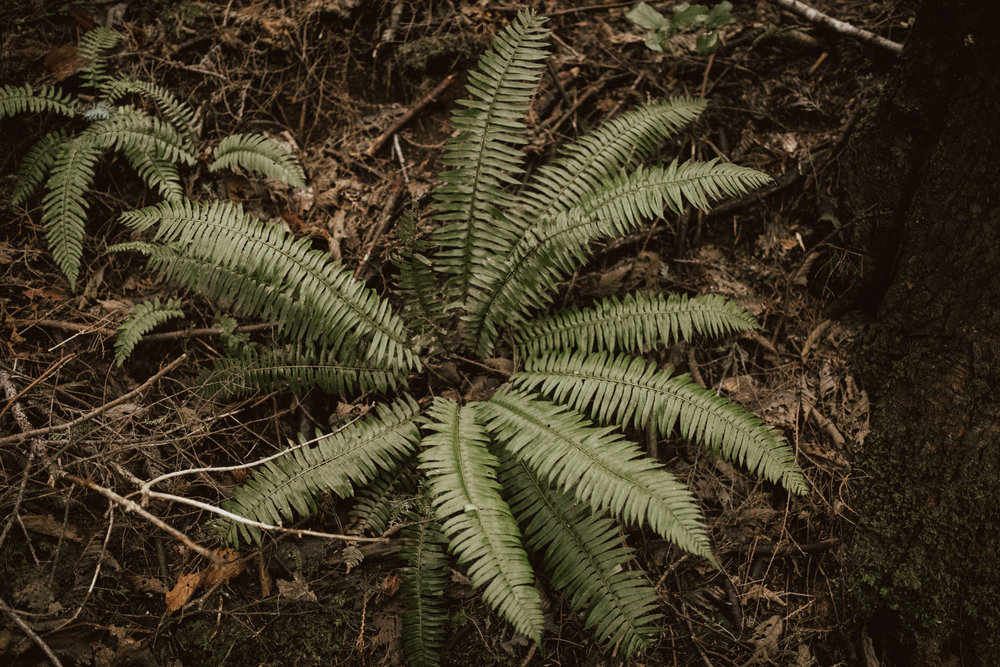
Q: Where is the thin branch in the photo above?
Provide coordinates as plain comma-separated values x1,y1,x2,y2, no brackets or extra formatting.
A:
0,596,63,667
0,370,43,552
771,0,902,55
140,413,364,492
12,318,274,342
0,354,186,447
58,472,223,568
140,489,389,543
355,183,405,279
365,73,457,156
0,354,75,422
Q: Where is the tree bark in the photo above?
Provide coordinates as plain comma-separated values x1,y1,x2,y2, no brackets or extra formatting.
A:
840,0,1000,663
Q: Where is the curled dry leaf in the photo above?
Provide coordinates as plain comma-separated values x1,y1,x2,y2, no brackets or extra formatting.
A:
164,549,245,614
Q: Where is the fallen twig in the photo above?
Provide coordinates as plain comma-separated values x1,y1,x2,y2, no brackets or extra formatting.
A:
0,596,63,667
771,0,902,55
355,183,405,280
0,354,186,447
365,73,457,156
0,370,45,553
12,319,274,342
58,472,223,569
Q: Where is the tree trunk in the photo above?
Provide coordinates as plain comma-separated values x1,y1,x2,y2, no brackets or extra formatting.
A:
840,0,1000,663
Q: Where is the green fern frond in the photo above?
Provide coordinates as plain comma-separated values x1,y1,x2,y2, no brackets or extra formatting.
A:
101,75,197,143
513,292,760,358
200,342,406,398
11,129,67,206
221,396,422,545
210,133,306,188
89,107,197,166
0,84,77,119
515,97,707,226
400,518,450,667
350,466,418,535
481,389,713,560
430,10,550,301
77,26,124,90
498,452,662,657
114,298,185,366
42,135,101,287
464,160,771,356
114,198,418,370
395,208,450,342
512,351,808,495
419,398,545,643
122,146,184,202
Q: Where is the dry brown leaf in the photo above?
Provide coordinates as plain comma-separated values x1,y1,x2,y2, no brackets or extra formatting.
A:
201,549,245,588
21,514,84,543
165,571,203,614
130,575,169,595
750,615,784,662
381,572,401,596
164,550,244,614
276,573,317,602
43,43,85,80
258,553,273,598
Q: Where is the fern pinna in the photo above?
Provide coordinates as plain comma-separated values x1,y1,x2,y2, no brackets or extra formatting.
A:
118,9,807,661
3,27,306,289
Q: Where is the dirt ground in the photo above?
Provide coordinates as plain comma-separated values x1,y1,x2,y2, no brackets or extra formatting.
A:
1,1,912,664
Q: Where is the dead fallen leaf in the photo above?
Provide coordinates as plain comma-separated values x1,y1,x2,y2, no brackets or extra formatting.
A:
276,572,317,602
201,549,245,588
165,571,202,614
165,549,245,613
43,43,85,80
381,572,401,596
21,514,84,543
130,575,169,595
749,615,783,663
24,285,69,302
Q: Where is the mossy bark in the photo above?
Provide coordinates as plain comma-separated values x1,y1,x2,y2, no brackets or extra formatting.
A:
838,0,1000,662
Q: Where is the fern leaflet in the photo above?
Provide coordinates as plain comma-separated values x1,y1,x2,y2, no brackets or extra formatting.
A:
77,26,123,90
499,452,661,657
0,84,76,119
430,10,550,301
200,342,406,398
513,351,808,494
221,396,421,545
419,398,545,643
481,389,713,560
465,160,771,356
400,519,450,667
114,298,185,366
42,135,101,286
514,97,707,229
101,75,197,145
123,146,184,202
114,198,418,370
513,291,760,358
210,133,306,188
11,129,67,206
350,466,418,536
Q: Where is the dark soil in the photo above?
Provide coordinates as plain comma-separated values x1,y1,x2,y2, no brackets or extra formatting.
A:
1,1,911,665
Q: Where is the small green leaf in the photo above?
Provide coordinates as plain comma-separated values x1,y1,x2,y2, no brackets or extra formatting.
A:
626,2,670,30
696,31,721,55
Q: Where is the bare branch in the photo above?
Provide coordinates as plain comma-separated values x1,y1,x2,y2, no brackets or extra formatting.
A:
771,0,903,55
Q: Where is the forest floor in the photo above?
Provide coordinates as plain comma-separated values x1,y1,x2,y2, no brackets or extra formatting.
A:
0,1,911,665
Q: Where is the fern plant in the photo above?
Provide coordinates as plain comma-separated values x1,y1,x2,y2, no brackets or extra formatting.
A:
117,10,807,661
3,26,305,289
